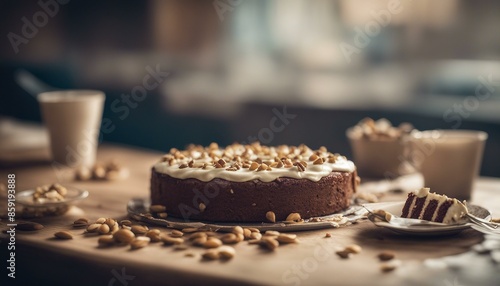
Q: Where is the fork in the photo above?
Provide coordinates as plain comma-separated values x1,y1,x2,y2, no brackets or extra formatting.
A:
362,206,448,227
466,213,500,231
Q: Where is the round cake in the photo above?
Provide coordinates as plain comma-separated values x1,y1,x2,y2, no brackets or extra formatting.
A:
150,143,358,222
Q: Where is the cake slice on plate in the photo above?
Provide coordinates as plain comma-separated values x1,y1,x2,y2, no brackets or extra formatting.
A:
401,188,468,224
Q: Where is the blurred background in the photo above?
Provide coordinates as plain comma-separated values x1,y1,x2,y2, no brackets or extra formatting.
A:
1,0,499,177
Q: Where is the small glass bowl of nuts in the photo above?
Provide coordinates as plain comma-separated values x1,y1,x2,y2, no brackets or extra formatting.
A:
17,183,89,217
346,118,415,179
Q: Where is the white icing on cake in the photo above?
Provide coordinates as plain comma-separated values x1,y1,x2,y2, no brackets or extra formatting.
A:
153,144,356,183
442,199,468,224
416,187,430,198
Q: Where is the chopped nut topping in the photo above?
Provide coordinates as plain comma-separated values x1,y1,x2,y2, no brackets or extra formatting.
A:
309,154,319,161
209,142,219,150
313,158,324,165
257,163,269,171
218,159,226,167
248,162,258,171
193,162,203,168
158,143,351,176
293,162,306,172
203,164,214,170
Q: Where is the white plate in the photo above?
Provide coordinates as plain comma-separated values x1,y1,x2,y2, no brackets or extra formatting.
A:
364,201,492,236
127,198,359,232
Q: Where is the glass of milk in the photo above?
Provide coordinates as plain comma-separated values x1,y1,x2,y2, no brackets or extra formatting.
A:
408,130,487,201
38,90,105,168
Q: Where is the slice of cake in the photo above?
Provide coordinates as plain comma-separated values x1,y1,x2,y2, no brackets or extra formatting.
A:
401,188,468,224
150,142,358,222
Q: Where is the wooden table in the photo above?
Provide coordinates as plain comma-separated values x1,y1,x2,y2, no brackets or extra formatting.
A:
1,145,499,286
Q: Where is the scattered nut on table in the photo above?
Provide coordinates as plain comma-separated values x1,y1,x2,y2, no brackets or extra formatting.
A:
54,231,73,240
336,250,351,259
337,244,362,259
75,161,127,181
380,260,402,272
17,221,44,231
345,244,362,254
49,221,305,262
378,251,395,261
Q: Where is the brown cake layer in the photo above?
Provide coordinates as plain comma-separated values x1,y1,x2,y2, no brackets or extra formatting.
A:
401,192,415,217
151,168,357,222
422,200,438,221
410,197,427,219
435,201,453,223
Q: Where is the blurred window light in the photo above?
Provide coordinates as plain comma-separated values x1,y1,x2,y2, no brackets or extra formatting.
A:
339,0,458,28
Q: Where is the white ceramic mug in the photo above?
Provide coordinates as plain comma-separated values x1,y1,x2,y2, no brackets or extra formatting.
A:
38,90,105,168
407,130,487,201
